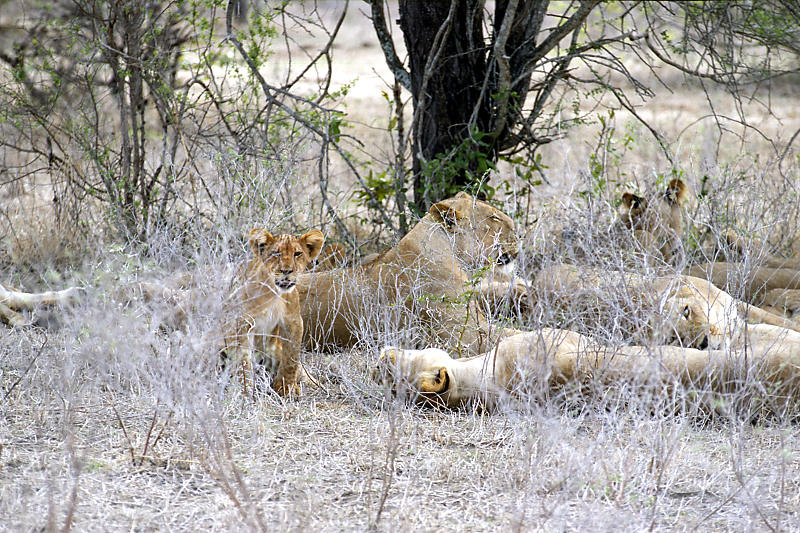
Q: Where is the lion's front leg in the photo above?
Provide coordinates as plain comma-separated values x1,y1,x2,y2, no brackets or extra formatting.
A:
270,320,302,397
221,327,255,396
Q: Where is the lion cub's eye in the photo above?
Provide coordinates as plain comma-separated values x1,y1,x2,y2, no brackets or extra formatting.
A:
489,214,501,222
294,251,303,257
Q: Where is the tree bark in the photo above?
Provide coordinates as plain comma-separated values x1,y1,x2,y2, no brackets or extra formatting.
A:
399,0,489,211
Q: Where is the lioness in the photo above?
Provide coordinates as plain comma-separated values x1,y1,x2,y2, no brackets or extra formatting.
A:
548,178,690,268
0,283,84,327
223,228,324,396
297,192,521,356
378,327,800,409
615,178,689,266
522,264,800,349
687,262,800,304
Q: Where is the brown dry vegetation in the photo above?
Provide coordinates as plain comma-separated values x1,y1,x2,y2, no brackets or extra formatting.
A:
3,3,800,532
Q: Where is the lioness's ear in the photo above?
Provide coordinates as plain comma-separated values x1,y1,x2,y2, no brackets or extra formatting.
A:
455,191,472,200
419,367,449,394
379,346,400,365
620,192,644,211
299,229,325,260
249,228,275,256
429,202,464,228
666,178,688,206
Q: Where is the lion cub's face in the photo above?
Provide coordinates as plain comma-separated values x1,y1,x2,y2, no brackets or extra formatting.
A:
619,178,689,237
429,192,518,270
248,228,325,292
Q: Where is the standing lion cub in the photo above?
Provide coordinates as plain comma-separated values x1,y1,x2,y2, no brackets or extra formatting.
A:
224,227,325,396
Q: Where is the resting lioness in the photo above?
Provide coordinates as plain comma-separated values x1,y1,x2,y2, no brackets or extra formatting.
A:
297,192,522,356
223,228,324,396
378,327,800,409
687,262,800,304
504,264,800,349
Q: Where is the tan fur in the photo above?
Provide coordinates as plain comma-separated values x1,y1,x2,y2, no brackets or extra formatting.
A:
551,178,690,268
762,288,800,316
378,327,800,409
513,264,800,349
224,228,324,396
297,192,521,356
687,262,800,303
616,178,689,265
312,242,349,270
0,283,84,327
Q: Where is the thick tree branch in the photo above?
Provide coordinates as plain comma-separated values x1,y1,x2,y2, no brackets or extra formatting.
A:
490,0,518,140
528,0,601,63
369,0,412,92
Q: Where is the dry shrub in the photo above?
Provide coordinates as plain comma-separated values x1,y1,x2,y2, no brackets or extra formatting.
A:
3,153,800,531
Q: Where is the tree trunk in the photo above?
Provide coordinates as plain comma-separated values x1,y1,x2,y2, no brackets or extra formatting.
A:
399,0,490,212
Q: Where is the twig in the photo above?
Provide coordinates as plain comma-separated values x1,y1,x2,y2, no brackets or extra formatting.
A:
111,404,137,466
3,331,47,402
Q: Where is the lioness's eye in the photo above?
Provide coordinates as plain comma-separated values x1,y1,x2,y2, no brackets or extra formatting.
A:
489,214,501,222
683,305,691,319
271,250,281,257
294,251,302,257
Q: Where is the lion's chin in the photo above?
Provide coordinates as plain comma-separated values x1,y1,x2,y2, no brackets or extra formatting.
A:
276,280,296,292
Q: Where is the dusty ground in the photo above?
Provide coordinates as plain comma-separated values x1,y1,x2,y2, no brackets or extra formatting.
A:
3,3,800,532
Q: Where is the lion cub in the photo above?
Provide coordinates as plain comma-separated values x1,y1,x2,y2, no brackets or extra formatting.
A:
225,228,324,396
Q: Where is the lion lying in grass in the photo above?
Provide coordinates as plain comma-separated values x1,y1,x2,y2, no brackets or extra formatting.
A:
0,283,83,327
520,264,800,349
297,192,522,356
378,326,800,409
687,261,800,306
222,228,324,396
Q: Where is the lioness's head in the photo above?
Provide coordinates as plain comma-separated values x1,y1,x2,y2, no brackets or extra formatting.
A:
248,228,325,292
661,285,734,349
619,178,689,237
376,346,456,407
429,192,518,270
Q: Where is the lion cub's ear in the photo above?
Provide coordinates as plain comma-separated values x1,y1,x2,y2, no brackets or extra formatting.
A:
620,192,645,212
419,367,449,394
666,178,688,206
249,228,275,256
299,229,325,261
430,202,464,228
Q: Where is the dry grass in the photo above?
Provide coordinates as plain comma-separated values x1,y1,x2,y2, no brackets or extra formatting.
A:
3,4,800,533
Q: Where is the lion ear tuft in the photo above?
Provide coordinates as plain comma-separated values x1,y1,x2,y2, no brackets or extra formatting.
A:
249,228,275,256
299,229,325,260
419,367,449,394
429,202,464,228
666,178,688,206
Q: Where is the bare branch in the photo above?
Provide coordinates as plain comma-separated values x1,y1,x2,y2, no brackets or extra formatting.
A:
489,0,518,140
368,0,412,92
